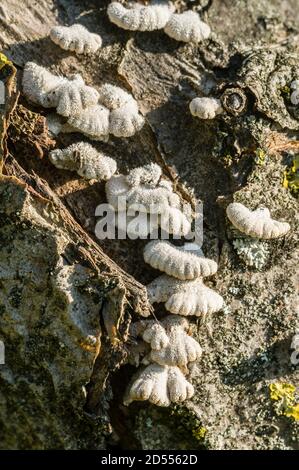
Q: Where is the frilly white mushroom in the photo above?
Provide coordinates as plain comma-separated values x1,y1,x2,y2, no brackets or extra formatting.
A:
107,1,174,32
290,80,299,106
164,10,211,43
109,100,145,137
98,83,133,109
143,240,217,279
105,166,180,213
142,316,202,371
126,162,162,188
22,63,99,117
189,97,223,120
44,74,99,117
160,206,191,237
147,275,223,316
226,203,290,239
115,210,160,238
123,364,194,406
142,322,170,350
49,142,117,180
50,24,102,55
22,62,65,107
97,83,144,137
67,104,110,140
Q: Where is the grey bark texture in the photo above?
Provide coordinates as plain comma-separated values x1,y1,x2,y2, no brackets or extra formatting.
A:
0,0,298,450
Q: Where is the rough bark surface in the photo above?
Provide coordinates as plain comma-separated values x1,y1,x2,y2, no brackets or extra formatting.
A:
0,0,298,450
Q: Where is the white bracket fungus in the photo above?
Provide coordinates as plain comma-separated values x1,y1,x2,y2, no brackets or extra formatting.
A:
44,74,99,117
126,162,162,188
115,210,159,239
109,100,145,137
226,202,290,239
98,83,145,137
142,316,202,371
142,322,170,350
23,63,144,139
290,80,299,106
22,63,99,117
49,142,117,180
164,10,211,43
143,240,218,279
124,364,194,406
107,1,174,32
147,275,224,316
105,165,191,237
67,104,110,140
50,24,102,55
189,97,223,120
160,206,191,237
105,164,180,212
22,62,65,107
107,2,211,43
98,83,133,109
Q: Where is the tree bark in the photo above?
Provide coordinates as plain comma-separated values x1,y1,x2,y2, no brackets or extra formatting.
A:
0,0,298,450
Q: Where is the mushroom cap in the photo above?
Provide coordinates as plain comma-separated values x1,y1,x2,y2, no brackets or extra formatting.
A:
50,24,102,54
98,83,133,109
189,97,223,119
126,163,162,188
226,202,290,239
143,315,202,370
106,170,180,213
144,240,218,279
160,206,192,237
45,75,99,117
67,104,110,139
107,1,174,32
22,62,65,106
109,100,144,137
123,364,194,406
164,10,211,43
49,142,117,180
147,275,223,316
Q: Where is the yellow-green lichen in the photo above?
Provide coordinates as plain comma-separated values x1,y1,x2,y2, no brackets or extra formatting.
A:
0,53,12,71
280,85,291,99
254,148,267,166
283,155,299,196
170,405,208,445
269,382,299,421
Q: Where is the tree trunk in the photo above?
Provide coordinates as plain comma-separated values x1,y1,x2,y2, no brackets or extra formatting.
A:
0,0,298,450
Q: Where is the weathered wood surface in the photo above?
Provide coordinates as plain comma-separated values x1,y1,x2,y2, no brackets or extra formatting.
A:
0,0,298,450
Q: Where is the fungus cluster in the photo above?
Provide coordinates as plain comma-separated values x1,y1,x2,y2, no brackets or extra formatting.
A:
105,163,191,237
19,11,293,415
124,241,222,406
22,62,144,140
107,1,211,43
